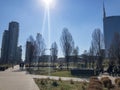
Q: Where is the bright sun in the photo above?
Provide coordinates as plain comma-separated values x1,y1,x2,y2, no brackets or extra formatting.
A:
42,0,54,8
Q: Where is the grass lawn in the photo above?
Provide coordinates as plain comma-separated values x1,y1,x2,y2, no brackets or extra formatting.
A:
27,68,75,77
27,68,90,78
51,70,90,79
34,78,89,90
51,70,73,77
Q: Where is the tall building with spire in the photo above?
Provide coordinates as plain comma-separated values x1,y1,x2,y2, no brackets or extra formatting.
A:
103,2,106,19
103,2,120,56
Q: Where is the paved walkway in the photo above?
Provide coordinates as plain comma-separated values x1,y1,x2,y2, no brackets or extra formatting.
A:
31,74,89,82
0,65,39,90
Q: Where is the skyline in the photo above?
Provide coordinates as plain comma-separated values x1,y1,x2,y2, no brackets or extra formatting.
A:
0,0,120,59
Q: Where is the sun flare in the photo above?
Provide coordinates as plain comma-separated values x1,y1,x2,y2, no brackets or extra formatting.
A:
42,0,54,8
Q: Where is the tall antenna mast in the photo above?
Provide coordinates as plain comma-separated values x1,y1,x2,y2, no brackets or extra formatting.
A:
103,1,106,18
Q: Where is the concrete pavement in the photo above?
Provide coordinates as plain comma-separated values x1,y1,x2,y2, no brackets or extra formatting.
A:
31,74,89,82
0,65,39,90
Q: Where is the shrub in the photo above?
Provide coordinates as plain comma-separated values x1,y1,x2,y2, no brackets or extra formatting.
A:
88,85,103,90
101,77,112,88
89,80,102,87
40,79,46,85
88,80,103,90
87,88,102,90
87,77,103,90
47,77,50,80
82,85,86,90
83,81,87,86
52,80,59,87
115,78,120,87
58,77,62,82
115,78,118,84
89,76,98,82
117,81,120,87
70,79,74,84
61,86,64,90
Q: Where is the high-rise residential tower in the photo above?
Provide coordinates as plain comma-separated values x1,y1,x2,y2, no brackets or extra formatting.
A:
1,30,9,64
0,21,19,64
8,21,19,63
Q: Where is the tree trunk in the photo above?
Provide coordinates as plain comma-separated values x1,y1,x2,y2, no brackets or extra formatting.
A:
66,56,69,70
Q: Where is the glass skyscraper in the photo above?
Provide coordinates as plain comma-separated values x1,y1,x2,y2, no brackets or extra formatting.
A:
103,4,120,56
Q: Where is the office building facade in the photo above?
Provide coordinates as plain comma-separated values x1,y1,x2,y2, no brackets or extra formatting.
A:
103,4,120,56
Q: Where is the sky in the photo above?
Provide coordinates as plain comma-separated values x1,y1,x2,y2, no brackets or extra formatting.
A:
0,0,120,59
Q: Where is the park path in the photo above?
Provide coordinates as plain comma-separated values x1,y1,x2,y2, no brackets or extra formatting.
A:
0,65,39,90
31,74,89,82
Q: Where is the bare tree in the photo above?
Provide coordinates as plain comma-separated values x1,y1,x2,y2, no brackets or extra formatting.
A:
72,46,79,67
51,42,58,66
28,35,35,45
60,28,74,70
35,33,45,68
92,29,104,69
109,32,120,65
82,50,88,68
89,41,95,69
